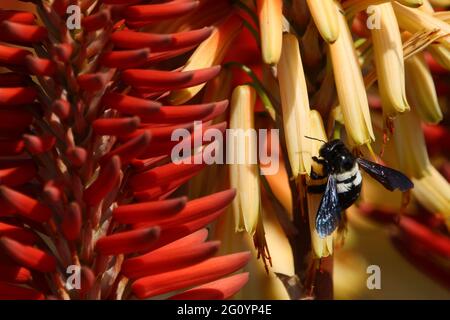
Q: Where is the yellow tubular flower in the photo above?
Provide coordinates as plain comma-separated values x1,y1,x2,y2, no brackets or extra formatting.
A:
306,0,339,43
229,85,260,235
428,0,450,6
329,4,375,146
277,33,312,178
257,0,283,65
405,53,443,124
370,3,410,118
412,166,450,227
168,14,242,105
307,110,334,257
392,2,450,50
396,0,424,7
393,110,431,179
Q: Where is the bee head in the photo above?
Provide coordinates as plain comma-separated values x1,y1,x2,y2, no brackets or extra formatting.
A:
319,140,355,172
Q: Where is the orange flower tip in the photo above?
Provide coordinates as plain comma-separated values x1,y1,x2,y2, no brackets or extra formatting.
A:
131,251,250,299
92,116,140,136
121,69,194,88
0,237,56,273
0,222,38,245
52,99,71,120
77,73,108,91
0,87,37,106
82,9,110,32
83,156,121,206
53,43,73,63
61,202,82,241
0,21,47,44
100,48,151,69
0,264,32,283
101,131,151,165
0,186,52,222
122,240,221,279
0,139,25,156
0,10,35,25
0,161,36,187
102,92,161,116
0,281,44,300
169,273,249,300
398,216,450,259
124,1,200,21
24,56,55,76
95,226,161,255
113,196,187,224
23,134,56,155
66,146,87,167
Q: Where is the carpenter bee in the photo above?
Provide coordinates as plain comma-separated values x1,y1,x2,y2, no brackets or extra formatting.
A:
306,138,414,238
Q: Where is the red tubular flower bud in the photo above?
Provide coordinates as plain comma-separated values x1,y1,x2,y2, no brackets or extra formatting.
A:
0,72,29,86
52,99,71,120
83,156,121,206
24,56,55,76
77,73,108,91
132,66,221,91
122,69,193,88
0,237,56,273
123,240,220,279
0,44,30,65
100,48,151,69
0,10,35,25
0,186,52,222
0,109,33,134
113,196,187,224
124,1,200,21
53,43,73,63
0,161,36,186
0,21,47,44
129,155,207,192
102,92,161,116
398,216,450,259
0,281,44,299
110,27,212,52
0,264,32,283
23,134,56,155
0,87,37,106
61,202,82,241
0,139,25,156
0,222,38,245
65,146,87,167
100,131,151,165
131,252,250,299
169,273,249,300
95,226,160,255
79,266,95,297
92,117,140,136
82,9,110,32
140,100,228,124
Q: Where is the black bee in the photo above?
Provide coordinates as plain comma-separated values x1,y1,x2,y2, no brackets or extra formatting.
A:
306,138,414,238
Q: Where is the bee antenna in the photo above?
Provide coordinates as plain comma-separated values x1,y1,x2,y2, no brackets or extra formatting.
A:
304,136,326,143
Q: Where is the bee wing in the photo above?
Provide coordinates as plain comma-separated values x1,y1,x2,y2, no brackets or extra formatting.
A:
357,158,414,192
315,175,341,238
